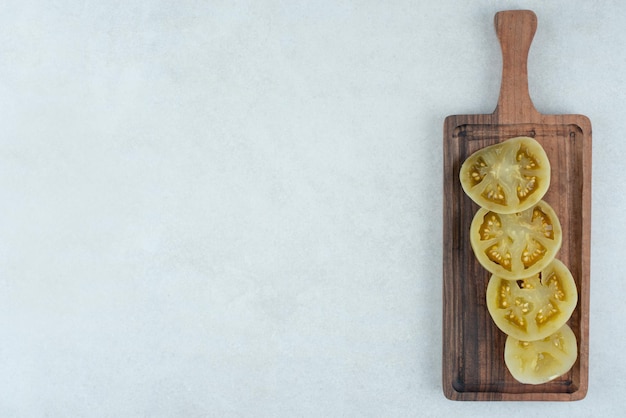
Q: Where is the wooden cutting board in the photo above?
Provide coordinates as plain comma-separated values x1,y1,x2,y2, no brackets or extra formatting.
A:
442,10,591,401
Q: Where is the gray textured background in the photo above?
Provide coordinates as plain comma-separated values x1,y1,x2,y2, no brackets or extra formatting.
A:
0,0,622,416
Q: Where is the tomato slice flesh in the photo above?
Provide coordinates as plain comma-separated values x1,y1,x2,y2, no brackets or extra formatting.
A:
460,137,551,214
504,324,578,385
470,201,562,280
486,259,578,341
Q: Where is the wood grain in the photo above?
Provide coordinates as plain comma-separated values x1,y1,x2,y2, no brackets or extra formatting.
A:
442,10,591,401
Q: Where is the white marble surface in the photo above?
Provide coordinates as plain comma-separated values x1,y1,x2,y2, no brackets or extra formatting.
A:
0,0,623,416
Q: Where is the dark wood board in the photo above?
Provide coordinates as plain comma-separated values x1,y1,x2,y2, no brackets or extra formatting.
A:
442,10,591,401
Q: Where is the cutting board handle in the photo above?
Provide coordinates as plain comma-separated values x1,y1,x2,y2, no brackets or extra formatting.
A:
493,10,541,122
